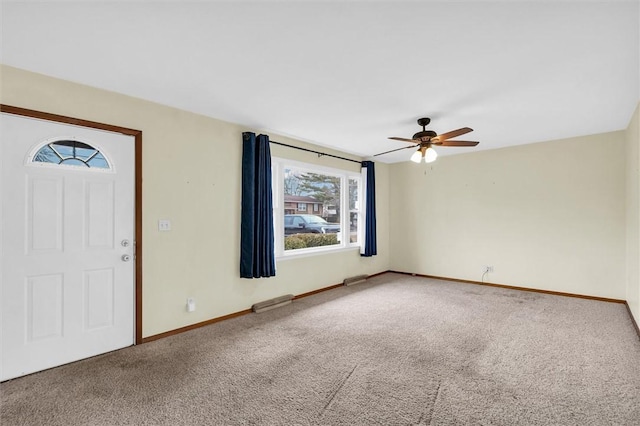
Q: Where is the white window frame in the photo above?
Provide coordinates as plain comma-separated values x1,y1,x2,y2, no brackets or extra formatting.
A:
348,176,363,246
272,157,362,259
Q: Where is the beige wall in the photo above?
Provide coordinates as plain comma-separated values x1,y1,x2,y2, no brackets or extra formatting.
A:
0,65,390,338
1,63,636,337
626,102,640,323
389,131,627,299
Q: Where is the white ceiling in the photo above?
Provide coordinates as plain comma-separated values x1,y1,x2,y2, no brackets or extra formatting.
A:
1,1,639,163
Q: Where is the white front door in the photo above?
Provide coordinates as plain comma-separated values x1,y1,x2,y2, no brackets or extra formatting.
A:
1,113,135,381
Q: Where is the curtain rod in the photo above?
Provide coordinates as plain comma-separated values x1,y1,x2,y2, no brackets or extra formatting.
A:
269,140,362,164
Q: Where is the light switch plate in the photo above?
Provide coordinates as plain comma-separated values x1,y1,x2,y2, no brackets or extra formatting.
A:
187,298,195,312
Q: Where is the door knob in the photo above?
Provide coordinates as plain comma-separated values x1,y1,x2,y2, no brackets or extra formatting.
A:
121,254,131,262
121,239,131,247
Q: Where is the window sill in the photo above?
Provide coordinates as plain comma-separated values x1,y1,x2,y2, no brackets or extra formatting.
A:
276,245,361,262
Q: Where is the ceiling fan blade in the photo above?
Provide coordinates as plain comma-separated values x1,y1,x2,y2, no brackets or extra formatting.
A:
432,127,473,142
388,137,419,143
437,140,479,147
373,145,417,157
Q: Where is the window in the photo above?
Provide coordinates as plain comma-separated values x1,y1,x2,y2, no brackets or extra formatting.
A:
32,140,110,169
272,158,362,257
349,178,361,244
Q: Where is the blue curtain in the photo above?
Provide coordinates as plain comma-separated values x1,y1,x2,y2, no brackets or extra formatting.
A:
361,161,377,257
240,132,276,278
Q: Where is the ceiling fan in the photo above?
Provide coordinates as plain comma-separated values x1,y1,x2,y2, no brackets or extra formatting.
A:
375,117,479,163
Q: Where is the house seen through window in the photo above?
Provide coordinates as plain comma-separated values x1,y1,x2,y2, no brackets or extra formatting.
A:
272,159,362,256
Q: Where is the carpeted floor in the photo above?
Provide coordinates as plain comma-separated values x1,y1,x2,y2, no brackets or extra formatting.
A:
2,273,639,425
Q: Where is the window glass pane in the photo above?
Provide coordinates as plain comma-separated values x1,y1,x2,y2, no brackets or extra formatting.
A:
74,146,96,161
87,153,109,169
283,168,341,251
32,140,110,169
33,145,60,164
61,158,88,167
349,178,360,244
53,140,93,150
51,143,74,158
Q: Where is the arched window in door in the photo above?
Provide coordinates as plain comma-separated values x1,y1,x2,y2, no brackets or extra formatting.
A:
32,139,110,169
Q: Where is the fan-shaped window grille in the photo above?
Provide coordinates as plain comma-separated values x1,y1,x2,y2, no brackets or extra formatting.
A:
33,140,110,169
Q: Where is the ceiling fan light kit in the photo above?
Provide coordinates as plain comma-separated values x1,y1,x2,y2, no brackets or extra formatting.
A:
375,117,479,163
424,146,437,163
410,145,438,163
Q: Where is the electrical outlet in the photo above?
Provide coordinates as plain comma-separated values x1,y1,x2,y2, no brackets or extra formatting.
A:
187,298,195,312
483,265,494,273
158,219,171,232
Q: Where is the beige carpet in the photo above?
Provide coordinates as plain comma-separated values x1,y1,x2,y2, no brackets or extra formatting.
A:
2,273,639,425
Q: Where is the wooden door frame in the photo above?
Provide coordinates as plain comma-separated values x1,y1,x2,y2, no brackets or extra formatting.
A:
0,104,144,344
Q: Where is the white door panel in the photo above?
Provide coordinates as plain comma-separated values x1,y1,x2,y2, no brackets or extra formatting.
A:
1,113,135,381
